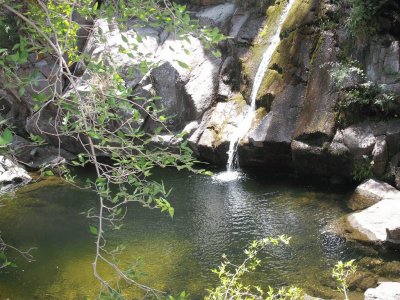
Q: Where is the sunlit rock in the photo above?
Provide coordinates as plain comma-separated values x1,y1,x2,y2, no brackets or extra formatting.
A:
346,198,400,244
0,155,31,194
364,282,400,300
347,179,400,210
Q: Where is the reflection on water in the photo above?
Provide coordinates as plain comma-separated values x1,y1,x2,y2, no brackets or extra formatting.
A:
0,169,362,298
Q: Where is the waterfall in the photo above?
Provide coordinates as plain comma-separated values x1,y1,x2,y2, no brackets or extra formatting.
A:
216,0,295,182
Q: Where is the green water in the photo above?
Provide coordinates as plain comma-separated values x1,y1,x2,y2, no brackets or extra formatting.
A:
0,169,363,299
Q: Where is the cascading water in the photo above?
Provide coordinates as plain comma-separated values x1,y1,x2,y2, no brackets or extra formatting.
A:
215,0,296,182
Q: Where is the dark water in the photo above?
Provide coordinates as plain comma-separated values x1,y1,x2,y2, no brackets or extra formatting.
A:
0,169,364,299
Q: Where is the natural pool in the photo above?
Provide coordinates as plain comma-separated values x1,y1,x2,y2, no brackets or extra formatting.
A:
0,169,374,299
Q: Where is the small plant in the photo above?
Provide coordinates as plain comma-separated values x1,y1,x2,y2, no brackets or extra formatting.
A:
205,236,303,300
326,61,364,90
326,60,400,126
332,260,356,300
352,155,374,181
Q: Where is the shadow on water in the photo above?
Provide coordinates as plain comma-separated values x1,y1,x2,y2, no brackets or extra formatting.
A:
0,168,393,299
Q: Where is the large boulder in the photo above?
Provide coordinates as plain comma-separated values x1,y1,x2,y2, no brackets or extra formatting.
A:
80,18,221,131
347,179,400,210
0,156,31,194
10,135,75,170
364,282,400,300
345,198,400,244
25,103,88,155
342,122,376,158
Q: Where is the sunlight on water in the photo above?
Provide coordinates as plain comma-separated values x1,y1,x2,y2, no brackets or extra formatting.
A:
0,170,382,299
212,170,243,182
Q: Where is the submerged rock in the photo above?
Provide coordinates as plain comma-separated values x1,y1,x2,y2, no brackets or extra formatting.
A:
347,271,378,291
0,156,31,194
374,261,400,278
364,282,400,300
347,179,400,210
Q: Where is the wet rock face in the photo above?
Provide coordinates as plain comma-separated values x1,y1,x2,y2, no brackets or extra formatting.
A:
0,156,31,194
294,31,339,143
189,99,249,164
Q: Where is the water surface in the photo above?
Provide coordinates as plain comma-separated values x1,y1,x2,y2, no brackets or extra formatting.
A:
0,169,361,299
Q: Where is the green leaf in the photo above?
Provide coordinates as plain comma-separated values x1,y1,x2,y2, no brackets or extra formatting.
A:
121,34,128,44
89,226,98,235
212,50,222,58
18,86,25,96
0,128,13,146
43,170,54,176
176,60,189,69
168,206,174,218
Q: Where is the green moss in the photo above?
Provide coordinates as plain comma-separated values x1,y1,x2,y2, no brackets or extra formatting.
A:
243,0,317,101
256,69,282,100
281,0,317,33
230,92,247,110
309,34,324,67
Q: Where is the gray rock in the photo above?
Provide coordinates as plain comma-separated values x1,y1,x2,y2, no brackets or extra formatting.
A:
347,271,378,291
229,9,250,39
252,84,306,144
343,122,376,157
383,41,399,76
156,35,221,121
151,62,186,130
182,121,200,137
346,198,400,243
366,36,400,86
10,135,75,170
196,3,236,34
386,119,400,156
237,84,305,169
364,282,400,300
294,31,339,142
328,130,350,156
347,179,400,211
190,0,225,6
194,100,249,164
372,136,388,176
291,140,352,179
387,152,400,189
0,156,31,194
386,227,400,245
25,104,87,155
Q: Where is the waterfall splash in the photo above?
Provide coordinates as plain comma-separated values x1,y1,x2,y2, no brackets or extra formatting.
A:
215,0,295,182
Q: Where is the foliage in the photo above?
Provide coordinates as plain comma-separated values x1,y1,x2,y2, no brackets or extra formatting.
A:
352,155,374,181
326,61,364,91
205,236,303,300
327,61,400,126
0,235,35,270
332,260,356,300
0,0,221,296
334,0,394,39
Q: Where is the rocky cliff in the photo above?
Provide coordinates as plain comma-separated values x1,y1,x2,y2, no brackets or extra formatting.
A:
1,0,399,186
